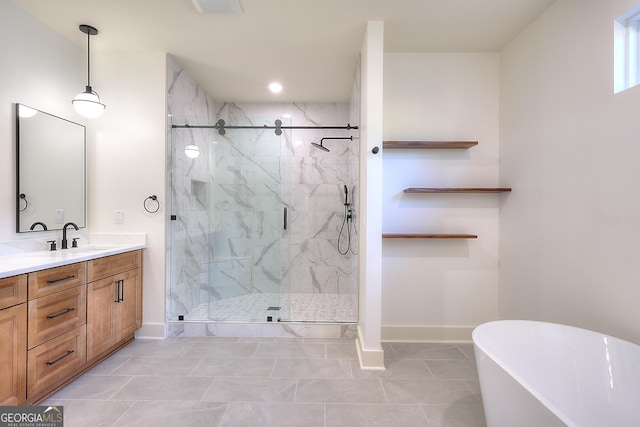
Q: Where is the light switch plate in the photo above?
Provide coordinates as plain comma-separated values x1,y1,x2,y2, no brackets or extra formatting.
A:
54,209,64,224
115,210,124,224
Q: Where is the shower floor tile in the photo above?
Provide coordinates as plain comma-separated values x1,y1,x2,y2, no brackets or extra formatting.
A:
185,292,357,322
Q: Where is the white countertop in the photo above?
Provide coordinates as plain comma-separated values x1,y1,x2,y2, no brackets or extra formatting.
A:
0,234,146,279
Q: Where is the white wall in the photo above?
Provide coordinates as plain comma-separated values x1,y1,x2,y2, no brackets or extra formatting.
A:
90,51,167,338
500,0,640,344
382,53,501,341
0,1,83,241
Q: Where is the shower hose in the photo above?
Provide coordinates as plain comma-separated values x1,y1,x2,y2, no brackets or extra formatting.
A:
338,204,357,256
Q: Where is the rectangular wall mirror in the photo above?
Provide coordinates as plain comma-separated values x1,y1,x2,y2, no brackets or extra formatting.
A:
16,104,86,233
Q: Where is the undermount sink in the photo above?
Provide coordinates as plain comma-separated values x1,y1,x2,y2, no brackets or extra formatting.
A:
24,245,119,257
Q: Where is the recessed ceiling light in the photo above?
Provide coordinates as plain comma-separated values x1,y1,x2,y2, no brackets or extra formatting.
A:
191,0,242,14
269,82,283,93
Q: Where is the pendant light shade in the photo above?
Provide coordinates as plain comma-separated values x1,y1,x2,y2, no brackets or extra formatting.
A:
72,25,105,118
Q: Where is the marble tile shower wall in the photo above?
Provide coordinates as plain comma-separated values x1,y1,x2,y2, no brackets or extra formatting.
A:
215,102,359,305
167,55,218,319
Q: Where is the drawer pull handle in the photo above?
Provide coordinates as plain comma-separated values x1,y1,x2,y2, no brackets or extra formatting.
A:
114,279,125,303
46,308,75,319
46,275,76,284
46,350,75,366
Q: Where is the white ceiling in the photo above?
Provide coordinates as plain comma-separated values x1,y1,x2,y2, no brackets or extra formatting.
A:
12,0,556,103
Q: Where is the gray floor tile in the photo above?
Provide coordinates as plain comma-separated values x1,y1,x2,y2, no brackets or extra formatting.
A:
111,356,200,376
295,378,387,403
326,342,358,359
220,402,325,427
425,359,479,380
46,374,133,400
422,404,487,427
194,357,276,377
183,341,259,358
326,403,430,427
201,377,297,402
40,337,488,426
389,343,467,360
254,342,326,358
383,379,481,405
272,358,352,378
85,355,131,375
39,399,135,427
351,358,433,379
110,375,213,401
114,339,193,357
112,400,229,427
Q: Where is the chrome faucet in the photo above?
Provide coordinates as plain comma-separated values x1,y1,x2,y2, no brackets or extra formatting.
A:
29,221,48,231
61,222,79,249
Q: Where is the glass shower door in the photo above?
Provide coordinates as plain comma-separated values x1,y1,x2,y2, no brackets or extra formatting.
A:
167,115,290,323
207,120,291,322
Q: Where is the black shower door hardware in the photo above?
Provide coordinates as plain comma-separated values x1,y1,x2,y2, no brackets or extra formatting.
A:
283,207,288,230
172,119,358,136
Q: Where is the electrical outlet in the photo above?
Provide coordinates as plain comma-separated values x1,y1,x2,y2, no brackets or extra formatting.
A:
115,210,124,224
54,209,64,224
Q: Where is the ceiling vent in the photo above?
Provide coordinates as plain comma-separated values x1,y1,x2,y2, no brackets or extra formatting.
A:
191,0,242,14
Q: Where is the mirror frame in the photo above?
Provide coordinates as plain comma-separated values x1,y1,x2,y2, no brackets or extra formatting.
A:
15,104,86,233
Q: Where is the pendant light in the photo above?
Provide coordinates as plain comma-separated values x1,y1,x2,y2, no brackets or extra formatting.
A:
72,24,106,118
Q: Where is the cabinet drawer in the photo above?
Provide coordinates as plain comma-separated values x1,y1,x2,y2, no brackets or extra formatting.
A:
28,263,86,299
88,250,142,282
0,274,27,310
27,325,86,399
28,285,86,349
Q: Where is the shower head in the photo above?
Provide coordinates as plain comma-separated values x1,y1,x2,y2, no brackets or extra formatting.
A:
311,141,330,152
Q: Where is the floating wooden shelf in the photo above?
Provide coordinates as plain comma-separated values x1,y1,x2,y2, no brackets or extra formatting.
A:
382,234,478,239
383,141,478,150
404,187,512,193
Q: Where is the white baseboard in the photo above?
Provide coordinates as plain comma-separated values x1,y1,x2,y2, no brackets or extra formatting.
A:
135,323,167,340
381,325,474,342
355,326,385,371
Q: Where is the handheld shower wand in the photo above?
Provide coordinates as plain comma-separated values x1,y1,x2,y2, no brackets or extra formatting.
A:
338,184,356,256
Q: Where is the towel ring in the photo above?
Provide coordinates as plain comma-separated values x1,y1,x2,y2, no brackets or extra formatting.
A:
144,195,160,213
18,194,28,212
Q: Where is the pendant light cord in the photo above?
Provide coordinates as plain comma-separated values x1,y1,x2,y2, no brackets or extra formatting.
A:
86,29,91,88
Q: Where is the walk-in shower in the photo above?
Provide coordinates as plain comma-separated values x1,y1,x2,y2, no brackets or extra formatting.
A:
167,103,360,324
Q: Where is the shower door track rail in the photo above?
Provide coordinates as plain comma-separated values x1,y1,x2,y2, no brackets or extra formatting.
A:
172,119,358,136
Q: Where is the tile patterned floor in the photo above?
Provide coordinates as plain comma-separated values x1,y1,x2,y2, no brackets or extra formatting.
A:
42,338,487,427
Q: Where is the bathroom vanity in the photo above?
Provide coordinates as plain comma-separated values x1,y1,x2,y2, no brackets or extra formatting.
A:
0,242,144,405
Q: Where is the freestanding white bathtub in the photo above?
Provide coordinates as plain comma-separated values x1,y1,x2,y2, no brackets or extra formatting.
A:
472,320,640,427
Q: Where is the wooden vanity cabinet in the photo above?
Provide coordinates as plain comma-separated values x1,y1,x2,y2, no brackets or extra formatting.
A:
0,275,28,405
0,249,142,405
87,250,142,362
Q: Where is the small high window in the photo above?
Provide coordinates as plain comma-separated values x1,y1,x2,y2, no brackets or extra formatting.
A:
614,4,640,93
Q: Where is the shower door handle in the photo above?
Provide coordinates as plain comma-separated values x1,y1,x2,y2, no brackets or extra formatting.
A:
283,207,288,230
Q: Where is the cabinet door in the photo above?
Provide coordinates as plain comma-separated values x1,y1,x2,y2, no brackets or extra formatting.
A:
117,269,142,340
0,304,27,405
86,277,117,362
